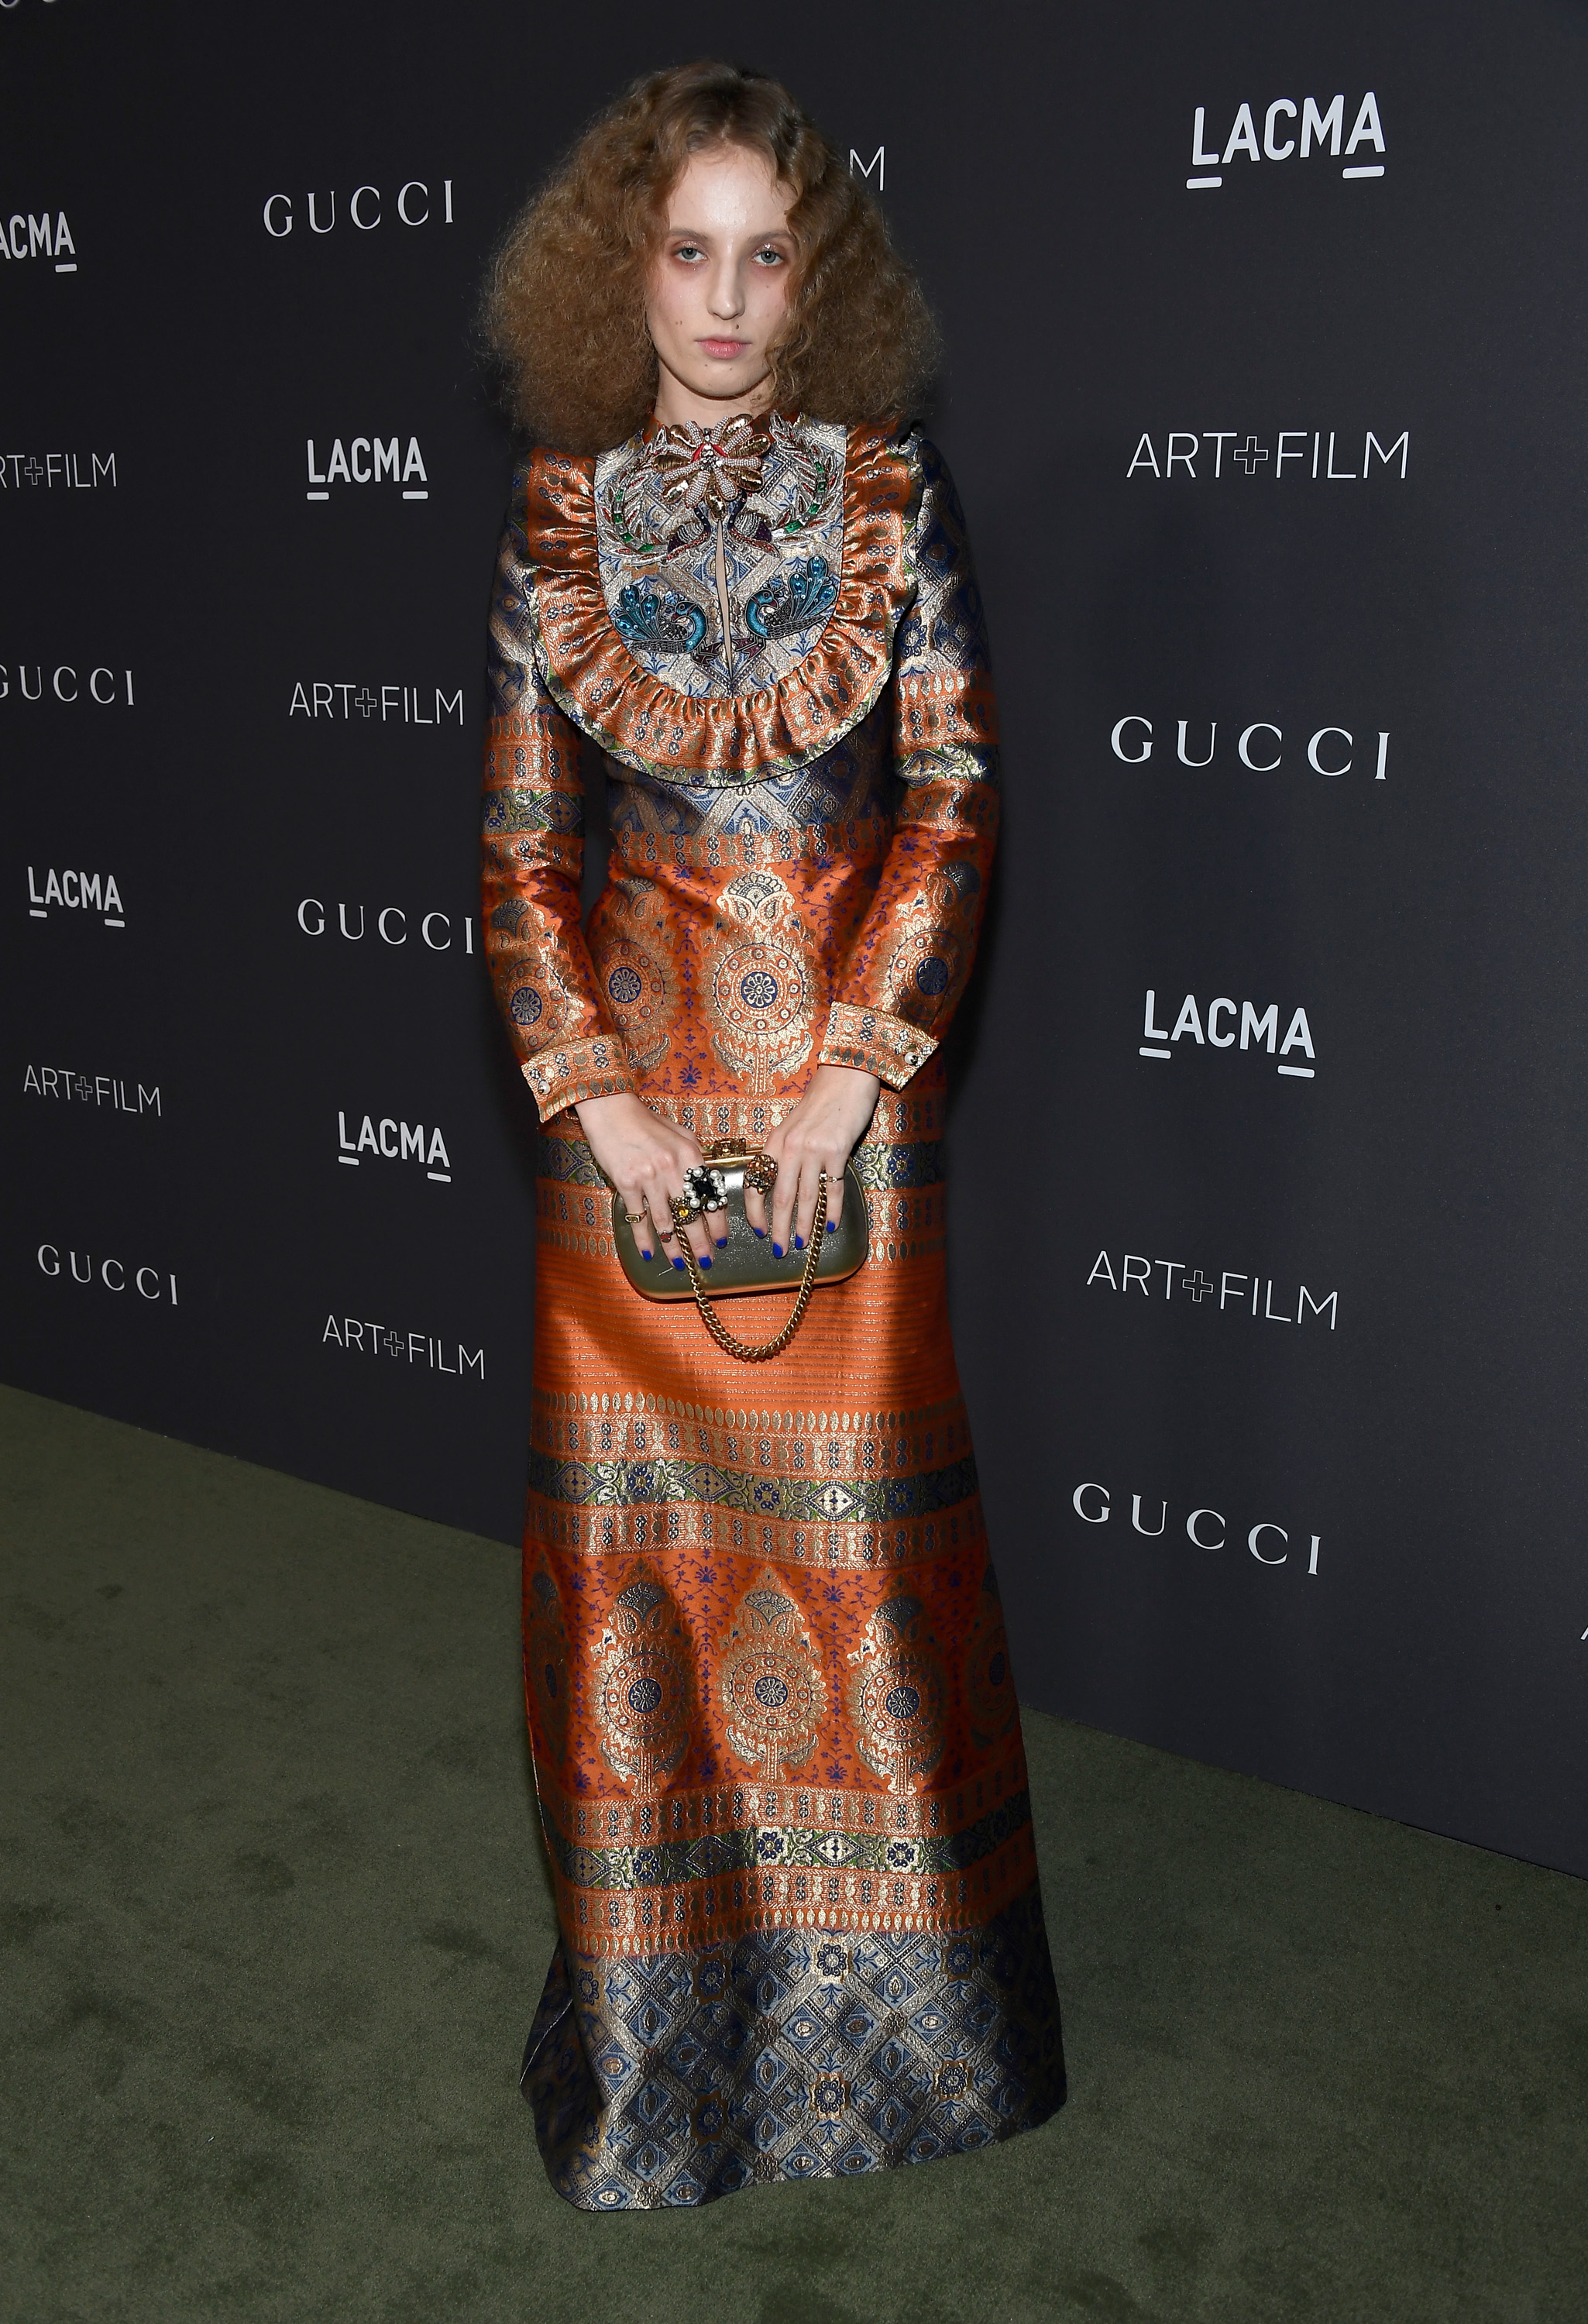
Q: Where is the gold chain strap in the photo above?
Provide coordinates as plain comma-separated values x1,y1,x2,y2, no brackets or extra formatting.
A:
675,1172,829,1363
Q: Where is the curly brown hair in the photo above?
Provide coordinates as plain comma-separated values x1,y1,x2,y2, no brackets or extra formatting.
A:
481,60,938,455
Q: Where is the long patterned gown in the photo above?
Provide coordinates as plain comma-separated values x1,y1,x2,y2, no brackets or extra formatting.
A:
481,411,1064,2209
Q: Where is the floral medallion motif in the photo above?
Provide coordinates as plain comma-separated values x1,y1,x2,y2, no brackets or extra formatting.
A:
593,1563,694,1798
593,929,678,1075
704,868,815,1092
715,1570,826,1781
846,1587,947,1793
883,922,961,1016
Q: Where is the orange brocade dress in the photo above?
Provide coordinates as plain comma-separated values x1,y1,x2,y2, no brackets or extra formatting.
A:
481,412,1064,2209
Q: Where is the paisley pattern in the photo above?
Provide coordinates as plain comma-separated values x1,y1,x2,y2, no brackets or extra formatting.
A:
593,1566,694,1799
847,1588,949,1793
482,417,1064,2211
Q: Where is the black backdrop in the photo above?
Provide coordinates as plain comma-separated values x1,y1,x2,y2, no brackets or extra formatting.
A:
8,0,1587,1878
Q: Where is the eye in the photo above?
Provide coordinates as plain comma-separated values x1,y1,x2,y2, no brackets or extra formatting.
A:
753,245,786,266
671,241,704,263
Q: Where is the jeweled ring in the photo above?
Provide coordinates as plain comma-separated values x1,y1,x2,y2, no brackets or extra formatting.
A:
681,1163,730,1212
669,1192,700,1226
622,1208,647,1225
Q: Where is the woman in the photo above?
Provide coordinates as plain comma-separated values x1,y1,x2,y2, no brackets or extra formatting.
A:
480,60,1064,2211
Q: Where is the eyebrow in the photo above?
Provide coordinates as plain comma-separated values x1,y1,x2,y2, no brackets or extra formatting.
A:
663,224,796,241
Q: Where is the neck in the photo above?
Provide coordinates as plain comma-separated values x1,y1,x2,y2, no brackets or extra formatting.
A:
651,372,775,433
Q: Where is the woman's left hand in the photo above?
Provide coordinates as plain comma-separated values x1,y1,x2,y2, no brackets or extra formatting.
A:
744,1064,882,1256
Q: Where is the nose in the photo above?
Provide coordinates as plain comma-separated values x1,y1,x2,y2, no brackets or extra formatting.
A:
707,253,747,322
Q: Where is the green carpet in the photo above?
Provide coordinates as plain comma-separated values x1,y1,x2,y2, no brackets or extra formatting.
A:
2,1384,1583,2323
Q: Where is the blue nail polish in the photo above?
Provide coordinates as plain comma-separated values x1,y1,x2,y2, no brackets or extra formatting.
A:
825,1220,835,1233
699,1254,712,1270
641,1250,652,1261
772,1243,783,1258
793,1235,805,1250
672,1256,685,1271
752,1226,766,1238
715,1236,727,1250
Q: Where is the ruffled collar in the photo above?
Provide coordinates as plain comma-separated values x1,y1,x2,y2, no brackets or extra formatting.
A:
517,421,923,787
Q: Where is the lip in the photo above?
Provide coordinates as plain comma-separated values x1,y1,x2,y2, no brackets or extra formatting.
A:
698,337,751,359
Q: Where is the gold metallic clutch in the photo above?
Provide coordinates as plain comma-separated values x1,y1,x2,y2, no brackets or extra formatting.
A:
610,1143,868,1363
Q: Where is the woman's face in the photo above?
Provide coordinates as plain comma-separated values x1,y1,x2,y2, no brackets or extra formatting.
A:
646,143,796,428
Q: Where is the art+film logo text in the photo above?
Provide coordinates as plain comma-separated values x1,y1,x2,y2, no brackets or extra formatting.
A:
1,452,115,490
1085,1249,1337,1330
1126,429,1408,482
321,1312,483,1382
24,1066,160,1118
289,680,464,727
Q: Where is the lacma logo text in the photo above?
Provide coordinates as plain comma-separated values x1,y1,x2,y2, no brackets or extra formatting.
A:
27,868,125,926
338,1112,452,1183
1140,992,1315,1076
1187,92,1385,188
2,211,77,270
305,437,428,501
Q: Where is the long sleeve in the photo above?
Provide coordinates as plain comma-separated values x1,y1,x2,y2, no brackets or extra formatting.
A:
481,500,636,1120
817,441,1001,1088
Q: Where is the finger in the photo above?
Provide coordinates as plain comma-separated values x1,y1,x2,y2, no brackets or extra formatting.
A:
623,1185,655,1261
703,1195,730,1253
823,1166,844,1236
659,1187,716,1274
770,1161,800,1258
746,1141,786,1240
645,1191,682,1263
792,1166,827,1254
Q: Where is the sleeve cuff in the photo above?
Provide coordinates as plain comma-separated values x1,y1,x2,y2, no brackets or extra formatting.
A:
818,1001,938,1089
520,1033,636,1121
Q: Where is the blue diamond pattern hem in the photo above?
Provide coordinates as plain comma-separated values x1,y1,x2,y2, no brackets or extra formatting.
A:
521,1888,1064,2209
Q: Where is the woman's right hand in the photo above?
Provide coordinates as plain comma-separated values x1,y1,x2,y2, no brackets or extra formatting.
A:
572,1092,724,1271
